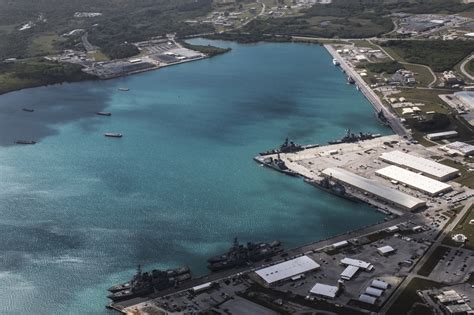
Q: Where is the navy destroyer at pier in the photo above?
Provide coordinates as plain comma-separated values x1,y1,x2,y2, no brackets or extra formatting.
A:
305,177,359,203
259,138,319,156
107,265,191,302
254,154,298,177
328,129,380,145
208,238,283,272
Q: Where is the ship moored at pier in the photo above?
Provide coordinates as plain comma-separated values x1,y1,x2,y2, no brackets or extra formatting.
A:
328,129,381,145
259,138,319,156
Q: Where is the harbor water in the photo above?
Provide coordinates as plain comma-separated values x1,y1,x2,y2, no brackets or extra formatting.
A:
0,40,391,314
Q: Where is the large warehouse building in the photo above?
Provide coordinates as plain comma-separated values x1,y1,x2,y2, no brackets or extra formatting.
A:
321,168,426,211
255,256,320,286
375,165,452,196
379,151,458,181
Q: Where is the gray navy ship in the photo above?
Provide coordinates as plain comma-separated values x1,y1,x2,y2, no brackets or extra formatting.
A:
107,265,191,302
306,177,360,203
328,129,381,145
259,138,318,156
208,238,283,272
254,154,298,177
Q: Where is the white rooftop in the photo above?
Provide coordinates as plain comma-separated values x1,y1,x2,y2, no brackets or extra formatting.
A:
340,265,359,280
322,167,426,210
359,294,377,304
379,151,458,180
376,165,452,195
341,257,372,270
371,279,389,290
377,245,395,255
365,287,384,297
255,256,320,284
310,283,338,298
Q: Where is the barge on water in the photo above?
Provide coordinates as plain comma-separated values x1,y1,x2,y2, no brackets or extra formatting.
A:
15,140,36,145
96,112,112,116
104,133,123,138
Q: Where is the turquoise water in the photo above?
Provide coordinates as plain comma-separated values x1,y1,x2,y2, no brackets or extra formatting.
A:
0,40,391,314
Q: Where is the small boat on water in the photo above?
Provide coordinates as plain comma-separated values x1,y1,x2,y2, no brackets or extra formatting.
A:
96,112,112,116
118,88,129,91
15,140,36,145
22,108,34,112
104,133,123,138
332,58,340,66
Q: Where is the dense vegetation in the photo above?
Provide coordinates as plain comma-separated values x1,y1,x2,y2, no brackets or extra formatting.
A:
101,43,139,60
206,32,292,43
0,59,95,95
381,40,474,72
0,0,215,60
242,0,473,39
409,113,451,132
180,42,231,57
364,61,404,74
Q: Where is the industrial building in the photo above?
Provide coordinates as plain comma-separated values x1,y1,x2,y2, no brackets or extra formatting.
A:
340,265,359,280
375,165,452,196
377,245,396,256
426,131,459,141
255,256,320,286
321,168,426,211
340,258,374,271
379,151,459,181
440,141,474,156
359,294,377,305
371,280,389,290
365,287,384,297
310,283,339,299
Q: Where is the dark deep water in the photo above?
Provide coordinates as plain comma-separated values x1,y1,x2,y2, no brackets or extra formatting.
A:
0,40,390,314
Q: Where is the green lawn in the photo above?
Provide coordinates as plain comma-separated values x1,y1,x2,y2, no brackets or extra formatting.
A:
403,64,436,87
439,158,474,189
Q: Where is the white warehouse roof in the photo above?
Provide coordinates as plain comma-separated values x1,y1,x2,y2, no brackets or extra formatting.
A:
332,240,349,248
341,265,359,280
322,168,426,210
376,165,452,196
310,283,339,298
255,256,320,285
366,287,384,297
371,279,389,290
377,245,396,255
379,151,458,181
359,294,377,304
341,258,373,270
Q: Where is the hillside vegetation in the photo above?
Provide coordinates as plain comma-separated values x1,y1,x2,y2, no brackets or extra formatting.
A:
381,40,474,72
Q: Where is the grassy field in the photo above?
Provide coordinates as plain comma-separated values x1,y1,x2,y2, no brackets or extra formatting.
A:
442,205,474,250
396,89,451,113
27,33,60,57
386,277,442,315
403,64,436,87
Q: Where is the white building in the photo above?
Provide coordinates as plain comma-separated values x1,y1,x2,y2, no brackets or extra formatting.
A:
365,287,384,297
322,168,426,210
440,141,474,156
255,256,320,286
377,245,396,256
340,265,359,280
371,279,389,290
375,165,452,196
310,283,339,299
427,131,458,141
359,294,377,304
379,151,458,181
341,258,373,271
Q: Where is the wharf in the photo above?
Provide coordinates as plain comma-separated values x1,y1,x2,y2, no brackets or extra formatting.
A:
109,211,411,313
324,44,408,137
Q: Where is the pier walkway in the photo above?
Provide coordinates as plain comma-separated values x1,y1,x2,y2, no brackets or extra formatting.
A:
324,44,408,137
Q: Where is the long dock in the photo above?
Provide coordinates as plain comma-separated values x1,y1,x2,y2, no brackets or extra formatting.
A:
324,44,408,137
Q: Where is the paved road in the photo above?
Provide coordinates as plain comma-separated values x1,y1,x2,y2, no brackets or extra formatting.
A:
380,201,473,314
81,32,98,52
460,54,474,82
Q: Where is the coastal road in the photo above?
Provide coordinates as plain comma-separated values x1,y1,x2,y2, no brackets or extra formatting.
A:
380,201,473,314
81,32,98,52
325,44,408,137
460,54,474,82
